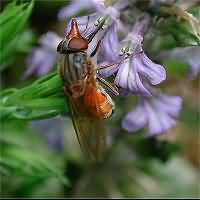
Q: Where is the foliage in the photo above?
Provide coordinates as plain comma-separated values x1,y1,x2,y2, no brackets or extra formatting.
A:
0,72,66,121
148,5,200,54
0,1,34,70
0,120,68,197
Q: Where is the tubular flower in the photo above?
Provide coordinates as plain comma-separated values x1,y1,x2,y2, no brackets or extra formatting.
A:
122,91,182,137
58,0,105,20
99,15,166,96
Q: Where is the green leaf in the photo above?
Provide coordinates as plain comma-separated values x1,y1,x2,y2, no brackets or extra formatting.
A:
190,7,200,20
162,59,190,76
0,1,34,70
15,30,36,53
156,17,199,48
150,6,200,53
0,72,67,121
180,104,199,129
0,124,68,186
146,157,199,198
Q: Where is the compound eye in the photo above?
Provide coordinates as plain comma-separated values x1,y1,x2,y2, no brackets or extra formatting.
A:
57,40,63,53
57,39,69,54
68,37,88,51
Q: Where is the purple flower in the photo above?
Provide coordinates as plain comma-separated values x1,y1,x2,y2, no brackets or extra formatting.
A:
23,32,62,78
63,3,123,61
98,15,166,96
159,47,200,79
58,0,105,20
58,0,128,25
101,23,119,62
122,91,182,137
60,14,103,66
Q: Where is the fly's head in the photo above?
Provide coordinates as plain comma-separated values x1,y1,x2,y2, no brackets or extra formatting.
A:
57,19,88,54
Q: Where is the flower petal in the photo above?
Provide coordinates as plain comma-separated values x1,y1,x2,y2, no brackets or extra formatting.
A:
114,57,152,96
128,57,152,95
139,53,166,85
114,61,129,87
109,14,165,95
144,100,176,136
153,94,182,118
23,32,61,78
145,93,182,136
113,51,165,95
23,48,57,78
39,32,62,50
122,92,182,137
58,0,91,20
101,23,119,62
122,104,147,132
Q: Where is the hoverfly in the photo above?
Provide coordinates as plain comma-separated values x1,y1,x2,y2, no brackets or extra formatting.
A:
57,18,118,161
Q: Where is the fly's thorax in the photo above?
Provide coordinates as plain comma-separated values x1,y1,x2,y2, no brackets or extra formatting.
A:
61,52,88,85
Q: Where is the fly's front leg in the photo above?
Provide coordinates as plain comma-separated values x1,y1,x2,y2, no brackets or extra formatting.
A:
87,17,106,43
90,40,101,57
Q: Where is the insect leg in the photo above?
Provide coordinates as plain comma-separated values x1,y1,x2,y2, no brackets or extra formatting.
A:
97,61,122,70
87,17,106,43
97,56,129,70
97,75,119,96
90,40,101,57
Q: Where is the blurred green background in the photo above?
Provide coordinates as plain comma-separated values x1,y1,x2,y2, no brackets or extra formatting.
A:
0,0,199,198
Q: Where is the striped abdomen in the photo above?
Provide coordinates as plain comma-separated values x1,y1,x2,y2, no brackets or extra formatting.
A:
83,83,114,119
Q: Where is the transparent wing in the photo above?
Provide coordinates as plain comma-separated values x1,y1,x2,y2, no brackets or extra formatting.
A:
68,98,107,162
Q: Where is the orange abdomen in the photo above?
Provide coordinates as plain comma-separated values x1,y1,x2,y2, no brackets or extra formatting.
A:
84,84,113,119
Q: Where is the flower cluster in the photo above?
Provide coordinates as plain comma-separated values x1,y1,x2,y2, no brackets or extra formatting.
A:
24,0,186,138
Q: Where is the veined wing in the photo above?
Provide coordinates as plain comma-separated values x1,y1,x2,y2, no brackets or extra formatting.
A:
68,98,107,162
